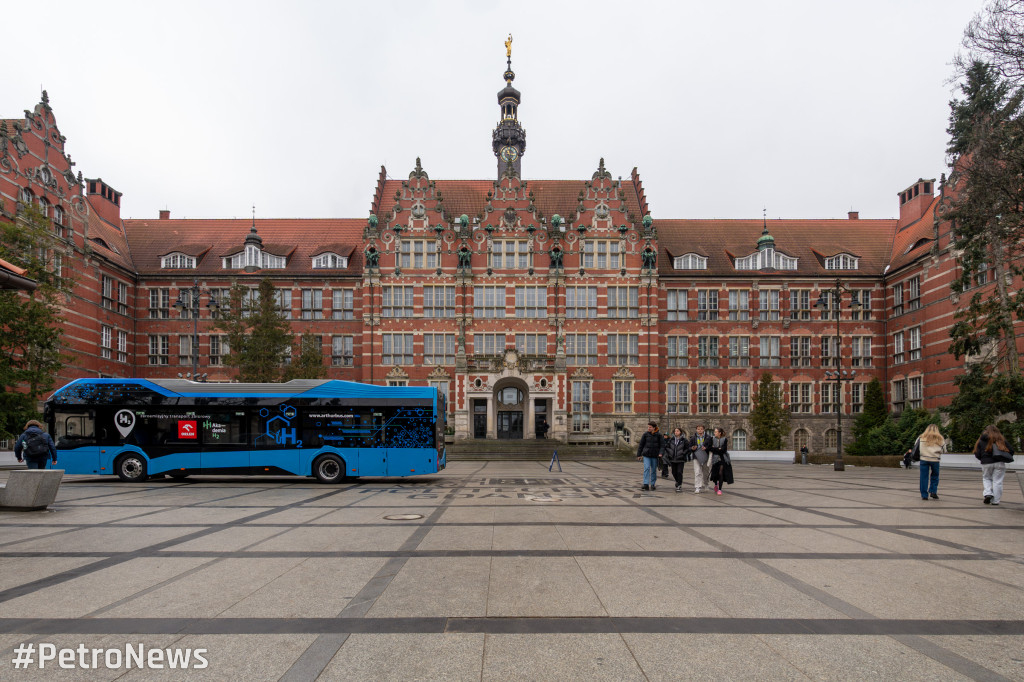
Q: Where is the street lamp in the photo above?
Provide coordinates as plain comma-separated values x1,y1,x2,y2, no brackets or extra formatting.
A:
173,278,221,381
814,279,861,471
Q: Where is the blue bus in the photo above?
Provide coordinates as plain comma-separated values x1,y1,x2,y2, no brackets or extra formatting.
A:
43,378,446,483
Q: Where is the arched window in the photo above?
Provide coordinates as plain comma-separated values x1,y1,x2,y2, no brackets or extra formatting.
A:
674,253,707,270
793,428,809,451
245,244,260,267
37,198,49,218
824,429,838,450
20,188,34,205
53,205,64,225
731,429,748,450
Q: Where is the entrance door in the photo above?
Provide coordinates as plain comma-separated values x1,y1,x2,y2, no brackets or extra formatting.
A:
497,412,523,439
473,400,487,439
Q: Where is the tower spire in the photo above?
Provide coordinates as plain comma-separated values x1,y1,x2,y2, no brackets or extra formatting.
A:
492,35,525,180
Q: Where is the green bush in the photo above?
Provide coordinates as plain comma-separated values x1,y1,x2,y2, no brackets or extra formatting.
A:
845,409,942,457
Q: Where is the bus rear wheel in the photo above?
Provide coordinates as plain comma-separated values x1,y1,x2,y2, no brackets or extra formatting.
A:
115,454,148,482
313,454,346,484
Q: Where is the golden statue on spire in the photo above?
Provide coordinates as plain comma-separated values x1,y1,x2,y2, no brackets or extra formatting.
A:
505,34,513,58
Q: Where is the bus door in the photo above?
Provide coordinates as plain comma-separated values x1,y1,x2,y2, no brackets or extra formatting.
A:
54,410,100,474
360,411,386,476
200,411,248,474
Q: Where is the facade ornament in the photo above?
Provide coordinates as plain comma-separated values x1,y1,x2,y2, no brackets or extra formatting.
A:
364,246,380,269
458,246,472,270
641,246,656,271
549,246,563,270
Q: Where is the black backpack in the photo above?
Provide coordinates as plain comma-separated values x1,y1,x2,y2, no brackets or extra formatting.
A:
23,430,50,458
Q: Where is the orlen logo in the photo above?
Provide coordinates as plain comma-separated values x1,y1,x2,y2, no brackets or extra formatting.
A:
178,421,198,439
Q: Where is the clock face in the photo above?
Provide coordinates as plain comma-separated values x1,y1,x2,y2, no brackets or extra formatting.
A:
500,146,519,162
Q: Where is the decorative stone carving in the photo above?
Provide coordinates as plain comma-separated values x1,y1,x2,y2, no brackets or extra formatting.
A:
364,246,380,269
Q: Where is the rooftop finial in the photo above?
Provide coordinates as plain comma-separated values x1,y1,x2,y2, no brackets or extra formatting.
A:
505,34,512,59
762,207,768,233
251,205,256,231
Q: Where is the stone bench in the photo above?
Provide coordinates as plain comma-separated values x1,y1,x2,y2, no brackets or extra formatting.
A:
913,454,1023,471
731,450,795,463
0,469,64,511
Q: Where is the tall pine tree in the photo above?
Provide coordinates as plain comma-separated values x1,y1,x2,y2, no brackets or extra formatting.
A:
216,278,293,382
749,372,790,450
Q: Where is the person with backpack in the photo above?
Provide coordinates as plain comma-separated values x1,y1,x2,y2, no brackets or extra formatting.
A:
14,419,57,469
974,424,1015,506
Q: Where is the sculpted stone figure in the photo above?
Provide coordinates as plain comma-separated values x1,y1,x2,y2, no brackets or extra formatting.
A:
458,246,472,269
365,247,379,269
642,247,656,270
549,247,563,270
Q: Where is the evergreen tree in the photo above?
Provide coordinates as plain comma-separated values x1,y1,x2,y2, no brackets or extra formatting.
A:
851,378,887,442
749,372,789,450
847,409,942,457
216,278,292,382
283,333,326,381
0,202,72,438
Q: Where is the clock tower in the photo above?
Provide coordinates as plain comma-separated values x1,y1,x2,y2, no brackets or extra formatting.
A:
492,35,526,179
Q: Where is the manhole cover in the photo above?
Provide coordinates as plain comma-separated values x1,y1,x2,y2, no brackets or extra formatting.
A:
383,514,424,520
525,496,562,503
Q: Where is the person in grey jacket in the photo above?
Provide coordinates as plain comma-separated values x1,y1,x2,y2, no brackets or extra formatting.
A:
663,427,689,492
689,425,711,493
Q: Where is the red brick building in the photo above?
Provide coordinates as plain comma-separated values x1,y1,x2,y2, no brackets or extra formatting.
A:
2,59,1022,450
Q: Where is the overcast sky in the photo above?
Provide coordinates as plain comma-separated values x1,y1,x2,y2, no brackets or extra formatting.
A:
8,0,981,222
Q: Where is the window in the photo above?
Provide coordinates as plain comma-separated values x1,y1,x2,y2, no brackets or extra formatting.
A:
491,240,529,269
53,205,64,227
825,253,859,270
174,287,199,319
697,290,718,320
37,197,49,218
728,336,750,367
301,289,324,320
673,253,706,269
566,287,597,318
274,289,292,319
381,334,414,365
731,429,748,450
851,337,872,367
474,333,505,355
210,335,228,366
607,286,639,318
515,334,547,355
424,334,456,365
790,336,811,368
430,380,450,412
312,252,349,269
907,277,921,311
728,290,749,320
818,290,839,321
851,383,865,414
148,335,169,365
909,377,923,409
474,286,506,318
607,334,639,365
974,263,990,287
825,429,838,450
821,336,839,367
666,290,688,321
667,383,689,414
161,253,196,269
583,240,621,269
613,381,633,413
893,283,904,315
388,380,408,387
698,336,719,368
100,325,112,359
735,248,797,270
332,289,354,320
851,290,872,320
116,329,128,363
178,335,194,365
758,290,780,321
566,334,597,365
382,286,414,317
790,289,811,320
515,286,547,318
224,247,285,269
893,331,905,364
794,429,809,451
759,336,781,367
149,288,168,317
909,327,922,361
892,379,907,414
331,336,353,366
117,282,128,315
667,336,688,367
790,383,812,413
423,286,455,318
697,383,720,413
101,276,115,310
822,382,840,414
400,240,439,269
571,381,591,432
729,383,751,413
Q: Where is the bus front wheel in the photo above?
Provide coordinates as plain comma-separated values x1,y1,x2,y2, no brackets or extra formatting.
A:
115,454,148,482
313,455,346,484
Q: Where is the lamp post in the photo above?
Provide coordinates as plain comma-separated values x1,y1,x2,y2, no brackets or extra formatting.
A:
173,278,220,381
814,279,861,471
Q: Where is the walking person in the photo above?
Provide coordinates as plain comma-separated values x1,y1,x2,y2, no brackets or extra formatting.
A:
663,427,689,493
914,423,946,500
14,419,57,470
690,425,711,493
708,427,732,495
636,421,665,492
974,424,1015,506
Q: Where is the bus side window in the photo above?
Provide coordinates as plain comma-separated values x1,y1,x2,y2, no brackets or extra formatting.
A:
57,412,96,448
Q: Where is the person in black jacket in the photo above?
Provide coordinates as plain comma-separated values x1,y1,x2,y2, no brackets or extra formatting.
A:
14,420,58,469
635,421,665,491
708,427,732,495
663,427,689,492
974,424,1015,506
689,425,711,493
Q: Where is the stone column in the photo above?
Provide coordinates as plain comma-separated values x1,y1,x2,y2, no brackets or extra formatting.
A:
525,395,535,439
487,396,496,439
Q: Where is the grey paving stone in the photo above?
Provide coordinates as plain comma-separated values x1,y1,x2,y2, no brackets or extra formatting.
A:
366,557,491,617
923,635,1024,680
320,633,484,681
486,557,606,617
0,557,103,593
484,633,645,681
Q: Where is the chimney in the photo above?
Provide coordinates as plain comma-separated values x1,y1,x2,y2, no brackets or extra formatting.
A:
84,177,122,226
847,211,859,220
897,178,935,228
159,209,170,220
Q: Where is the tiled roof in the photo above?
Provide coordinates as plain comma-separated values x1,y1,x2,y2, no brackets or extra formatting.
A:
888,196,938,272
86,210,136,272
656,218,898,277
122,218,365,276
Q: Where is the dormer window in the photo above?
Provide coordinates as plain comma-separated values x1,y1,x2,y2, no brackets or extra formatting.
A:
673,253,707,270
312,253,349,269
222,249,286,269
735,248,798,270
161,253,196,269
824,253,859,270
245,244,260,268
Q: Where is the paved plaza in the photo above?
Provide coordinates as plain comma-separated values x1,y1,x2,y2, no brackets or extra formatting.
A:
0,461,1021,681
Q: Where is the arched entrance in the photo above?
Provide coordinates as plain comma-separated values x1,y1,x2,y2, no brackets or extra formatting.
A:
494,378,528,440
